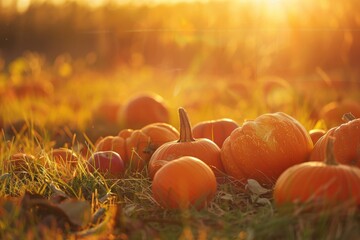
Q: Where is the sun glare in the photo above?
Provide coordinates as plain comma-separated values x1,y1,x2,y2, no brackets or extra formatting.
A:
3,0,295,12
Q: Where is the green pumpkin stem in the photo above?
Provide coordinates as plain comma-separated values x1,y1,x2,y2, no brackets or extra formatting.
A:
342,112,356,122
325,136,338,166
178,107,195,142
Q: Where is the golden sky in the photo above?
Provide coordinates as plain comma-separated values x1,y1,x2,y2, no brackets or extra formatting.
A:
4,0,289,12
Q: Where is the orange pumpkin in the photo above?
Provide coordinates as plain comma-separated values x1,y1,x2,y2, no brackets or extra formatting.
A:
309,113,360,167
95,136,126,163
125,122,180,171
119,93,170,129
192,118,239,147
318,99,360,128
94,123,179,171
274,137,360,208
152,156,217,209
117,128,134,139
309,129,326,145
221,112,313,186
148,108,225,180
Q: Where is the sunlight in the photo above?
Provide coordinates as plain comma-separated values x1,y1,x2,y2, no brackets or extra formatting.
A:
254,0,291,15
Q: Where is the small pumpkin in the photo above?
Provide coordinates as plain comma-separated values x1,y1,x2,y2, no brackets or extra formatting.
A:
221,112,313,186
192,118,239,147
309,113,360,167
95,136,126,163
309,129,326,145
5,153,36,172
148,108,225,180
51,148,81,169
125,122,180,171
152,156,217,210
87,151,125,178
318,99,360,128
119,93,170,129
94,123,179,171
274,137,360,208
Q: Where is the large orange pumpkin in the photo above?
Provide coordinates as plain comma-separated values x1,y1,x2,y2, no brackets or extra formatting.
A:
274,137,360,208
94,123,179,171
309,113,360,167
148,108,225,180
152,156,217,210
221,112,313,186
119,93,170,129
192,118,239,148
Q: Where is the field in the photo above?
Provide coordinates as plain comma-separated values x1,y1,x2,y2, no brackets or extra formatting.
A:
1,0,360,239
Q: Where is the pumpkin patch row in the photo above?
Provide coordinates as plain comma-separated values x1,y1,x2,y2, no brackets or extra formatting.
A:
92,106,360,210
3,106,360,211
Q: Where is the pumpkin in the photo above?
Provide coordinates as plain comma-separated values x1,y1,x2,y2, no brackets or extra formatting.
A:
318,99,360,128
5,153,36,172
95,136,126,163
94,123,179,171
119,93,170,129
192,118,239,147
87,151,125,178
125,122,180,171
152,156,217,210
309,113,360,167
309,129,326,145
51,148,81,169
148,108,225,180
221,112,313,186
274,137,360,208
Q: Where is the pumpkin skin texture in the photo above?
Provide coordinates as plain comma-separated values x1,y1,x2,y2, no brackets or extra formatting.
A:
221,112,313,186
152,156,217,210
309,129,326,145
192,118,239,148
119,93,170,129
87,151,125,178
148,108,225,180
309,113,360,167
274,138,360,208
95,136,126,162
318,99,360,128
125,122,180,171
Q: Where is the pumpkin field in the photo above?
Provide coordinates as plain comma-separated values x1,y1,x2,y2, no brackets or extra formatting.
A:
1,0,360,239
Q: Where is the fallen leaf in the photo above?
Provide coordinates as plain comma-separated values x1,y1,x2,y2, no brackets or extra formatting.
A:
246,179,271,196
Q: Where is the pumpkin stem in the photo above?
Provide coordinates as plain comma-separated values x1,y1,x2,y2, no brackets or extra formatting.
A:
178,107,195,142
325,136,338,166
342,112,356,122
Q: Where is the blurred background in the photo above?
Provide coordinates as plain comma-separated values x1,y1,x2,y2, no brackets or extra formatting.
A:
2,0,360,75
